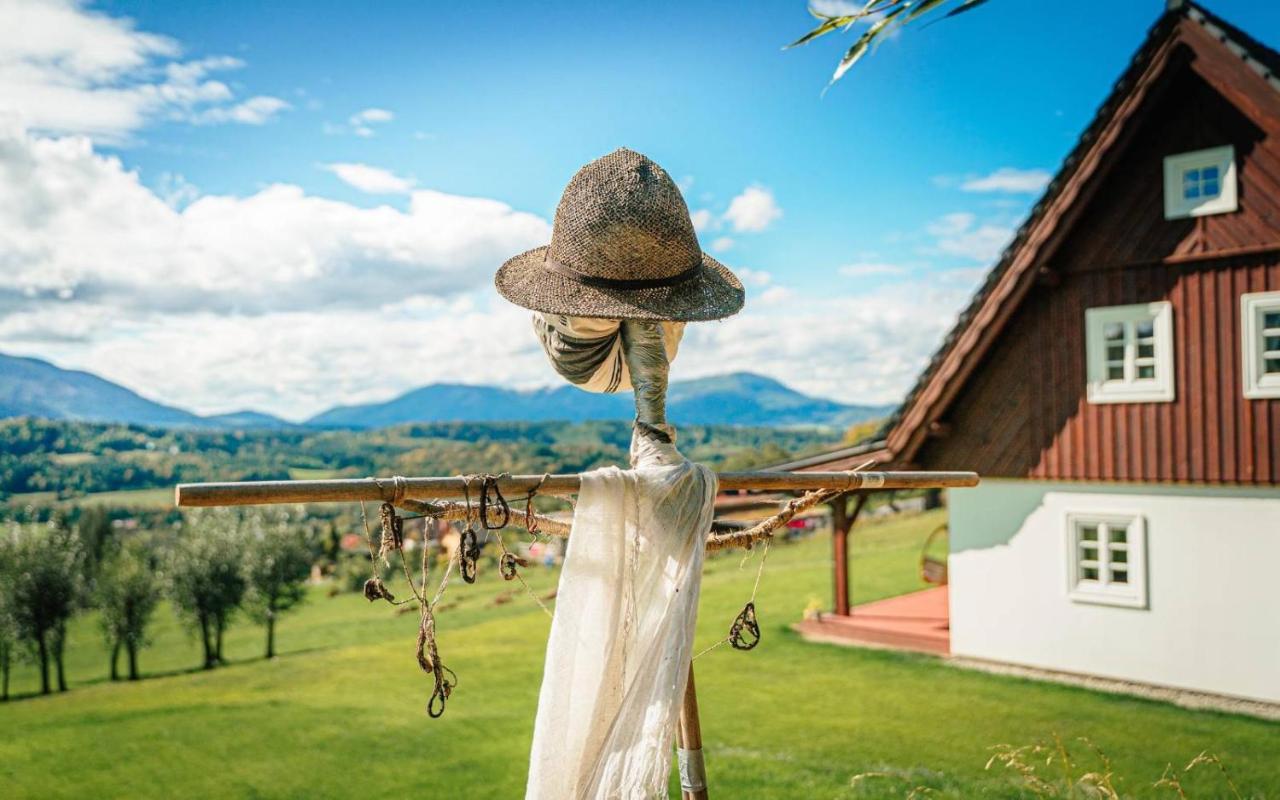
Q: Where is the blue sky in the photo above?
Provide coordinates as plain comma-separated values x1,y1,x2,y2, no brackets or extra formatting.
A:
2,0,1277,419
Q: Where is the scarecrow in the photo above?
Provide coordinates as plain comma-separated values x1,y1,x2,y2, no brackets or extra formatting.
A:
496,148,743,798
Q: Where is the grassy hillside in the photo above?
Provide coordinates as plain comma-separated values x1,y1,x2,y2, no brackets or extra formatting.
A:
2,510,1274,798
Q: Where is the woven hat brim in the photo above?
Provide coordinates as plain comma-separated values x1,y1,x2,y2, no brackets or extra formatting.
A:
495,246,745,322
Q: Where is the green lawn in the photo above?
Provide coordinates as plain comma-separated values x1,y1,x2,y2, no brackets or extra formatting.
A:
1,509,1275,798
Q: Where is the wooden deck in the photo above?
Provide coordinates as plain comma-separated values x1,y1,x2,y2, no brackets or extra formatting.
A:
794,586,950,656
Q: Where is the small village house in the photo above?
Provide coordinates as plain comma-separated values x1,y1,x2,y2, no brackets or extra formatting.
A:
784,1,1280,709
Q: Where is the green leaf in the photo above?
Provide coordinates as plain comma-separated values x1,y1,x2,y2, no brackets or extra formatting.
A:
944,0,990,18
828,5,907,85
902,0,951,24
786,15,856,49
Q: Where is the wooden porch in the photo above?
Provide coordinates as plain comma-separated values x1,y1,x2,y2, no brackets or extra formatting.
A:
794,586,950,656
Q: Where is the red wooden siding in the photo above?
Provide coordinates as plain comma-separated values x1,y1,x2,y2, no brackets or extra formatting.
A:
914,49,1280,485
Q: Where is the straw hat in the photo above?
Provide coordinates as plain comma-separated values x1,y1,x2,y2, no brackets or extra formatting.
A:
495,148,745,322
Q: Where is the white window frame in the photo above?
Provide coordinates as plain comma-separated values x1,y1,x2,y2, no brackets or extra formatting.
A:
1085,302,1175,404
1064,511,1148,609
1163,145,1237,219
1241,290,1280,399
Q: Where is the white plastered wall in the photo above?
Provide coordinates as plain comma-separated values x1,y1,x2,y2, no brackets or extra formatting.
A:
948,480,1280,704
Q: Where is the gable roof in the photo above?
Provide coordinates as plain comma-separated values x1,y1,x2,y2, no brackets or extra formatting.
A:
778,1,1280,474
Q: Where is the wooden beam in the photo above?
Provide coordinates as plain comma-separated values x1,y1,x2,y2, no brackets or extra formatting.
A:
174,471,979,508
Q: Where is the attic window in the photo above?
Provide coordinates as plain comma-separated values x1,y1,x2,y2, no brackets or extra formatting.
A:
1085,302,1175,404
1163,145,1237,219
1242,291,1280,399
1065,512,1147,609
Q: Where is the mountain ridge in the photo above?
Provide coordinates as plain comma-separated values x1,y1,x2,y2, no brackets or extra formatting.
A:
0,352,893,430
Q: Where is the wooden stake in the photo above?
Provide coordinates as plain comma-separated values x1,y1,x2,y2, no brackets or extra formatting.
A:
677,664,708,800
174,470,978,507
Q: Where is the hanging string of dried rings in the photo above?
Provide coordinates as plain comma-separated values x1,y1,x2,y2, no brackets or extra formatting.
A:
356,472,839,718
358,473,552,719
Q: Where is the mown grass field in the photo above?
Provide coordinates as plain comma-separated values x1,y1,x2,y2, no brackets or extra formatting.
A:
2,509,1276,798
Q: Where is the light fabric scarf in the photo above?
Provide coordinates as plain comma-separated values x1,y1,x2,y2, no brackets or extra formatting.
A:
533,314,685,394
525,428,714,799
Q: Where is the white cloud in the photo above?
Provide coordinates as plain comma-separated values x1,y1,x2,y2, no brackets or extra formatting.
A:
321,162,416,195
723,185,781,233
711,236,735,253
0,124,549,321
0,123,986,417
689,208,714,233
736,268,772,288
960,167,1051,194
839,262,908,278
675,279,971,407
0,0,288,139
335,107,395,137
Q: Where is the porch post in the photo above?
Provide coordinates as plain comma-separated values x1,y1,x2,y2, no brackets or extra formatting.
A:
830,492,869,616
830,494,850,616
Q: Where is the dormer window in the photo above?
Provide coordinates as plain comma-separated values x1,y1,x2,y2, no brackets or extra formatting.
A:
1163,145,1237,219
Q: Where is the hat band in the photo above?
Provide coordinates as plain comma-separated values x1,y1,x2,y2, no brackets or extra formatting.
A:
544,257,702,290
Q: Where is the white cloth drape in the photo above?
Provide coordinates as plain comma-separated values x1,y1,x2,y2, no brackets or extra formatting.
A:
525,429,715,800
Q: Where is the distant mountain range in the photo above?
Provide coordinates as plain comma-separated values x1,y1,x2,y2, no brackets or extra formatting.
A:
0,352,893,430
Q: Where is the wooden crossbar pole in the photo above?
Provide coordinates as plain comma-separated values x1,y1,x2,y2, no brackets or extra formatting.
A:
174,470,978,507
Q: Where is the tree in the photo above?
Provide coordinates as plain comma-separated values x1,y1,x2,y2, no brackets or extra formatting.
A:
168,512,246,669
97,541,162,681
0,534,17,701
8,522,82,694
788,0,992,87
242,513,313,659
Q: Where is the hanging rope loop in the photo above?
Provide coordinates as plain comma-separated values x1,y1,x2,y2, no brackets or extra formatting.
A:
500,552,522,581
479,473,511,530
524,473,550,536
460,528,480,584
729,601,761,651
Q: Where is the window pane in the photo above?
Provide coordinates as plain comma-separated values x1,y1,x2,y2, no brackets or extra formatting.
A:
1184,185,1200,199
1203,180,1220,197
1183,168,1200,183
1111,549,1128,564
1202,165,1219,181
1137,364,1156,379
1111,568,1129,584
1137,343,1155,359
1079,525,1098,542
1264,335,1280,352
1265,357,1280,374
1263,311,1280,328
1106,344,1125,361
1082,566,1099,581
1103,322,1124,341
1109,528,1127,545
1106,366,1123,380
1135,319,1155,338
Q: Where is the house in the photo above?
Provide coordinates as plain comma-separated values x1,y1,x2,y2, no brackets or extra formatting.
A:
784,1,1280,709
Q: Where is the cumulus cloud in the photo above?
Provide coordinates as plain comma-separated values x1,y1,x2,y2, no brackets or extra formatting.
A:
960,167,1051,194
723,185,782,233
321,162,416,194
0,124,549,321
0,0,288,139
689,208,714,232
711,236,735,253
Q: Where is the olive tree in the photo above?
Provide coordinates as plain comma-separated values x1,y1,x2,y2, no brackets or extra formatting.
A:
0,535,17,701
97,541,162,681
168,512,246,669
8,522,82,694
243,514,313,659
